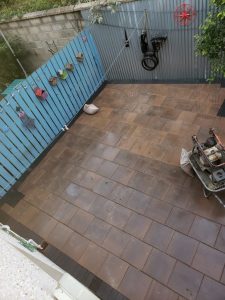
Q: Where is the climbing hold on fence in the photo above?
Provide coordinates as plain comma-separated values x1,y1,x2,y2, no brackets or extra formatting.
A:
49,76,58,86
76,52,84,62
34,87,48,100
16,106,36,129
57,69,68,80
65,63,74,71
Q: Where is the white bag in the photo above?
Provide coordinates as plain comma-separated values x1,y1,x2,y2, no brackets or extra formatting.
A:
180,148,194,177
83,104,99,115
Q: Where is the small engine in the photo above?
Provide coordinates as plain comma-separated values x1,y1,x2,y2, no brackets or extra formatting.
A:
192,129,225,183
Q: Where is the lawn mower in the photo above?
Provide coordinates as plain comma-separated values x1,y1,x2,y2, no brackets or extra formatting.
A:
189,128,225,207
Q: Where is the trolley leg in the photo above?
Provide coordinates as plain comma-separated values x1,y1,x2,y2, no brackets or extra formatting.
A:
203,187,212,198
213,194,225,208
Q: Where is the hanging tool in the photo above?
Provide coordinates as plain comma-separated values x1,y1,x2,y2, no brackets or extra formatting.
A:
46,40,58,55
124,29,130,47
140,10,167,71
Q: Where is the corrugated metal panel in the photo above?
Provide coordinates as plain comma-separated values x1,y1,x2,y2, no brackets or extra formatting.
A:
82,0,212,82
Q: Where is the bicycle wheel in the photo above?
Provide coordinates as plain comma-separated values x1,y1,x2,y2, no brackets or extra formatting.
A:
141,54,159,71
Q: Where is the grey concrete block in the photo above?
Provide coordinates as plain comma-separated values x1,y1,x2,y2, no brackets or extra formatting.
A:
30,18,41,25
66,13,76,20
29,27,40,34
52,24,63,31
63,22,74,30
59,29,75,38
19,20,31,28
0,23,10,30
42,16,52,24
40,24,52,32
54,14,65,21
8,22,18,28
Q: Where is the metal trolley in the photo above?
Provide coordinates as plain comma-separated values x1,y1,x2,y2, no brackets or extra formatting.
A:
189,128,225,208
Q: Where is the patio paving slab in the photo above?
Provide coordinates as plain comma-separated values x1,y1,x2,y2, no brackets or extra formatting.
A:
2,84,225,299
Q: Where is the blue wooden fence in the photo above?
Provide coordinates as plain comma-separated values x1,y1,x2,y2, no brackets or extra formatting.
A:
0,29,105,198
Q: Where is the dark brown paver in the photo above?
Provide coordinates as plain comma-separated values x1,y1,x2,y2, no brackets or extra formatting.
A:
63,231,89,261
78,171,102,190
81,156,103,172
192,243,225,280
88,196,131,229
98,254,129,289
215,226,225,253
111,165,135,185
39,193,63,216
97,160,118,177
167,232,198,264
197,276,225,300
93,177,117,197
145,280,179,300
121,237,152,269
189,216,221,246
85,217,111,244
61,183,81,202
70,188,97,211
166,207,195,234
29,211,57,239
119,266,152,300
47,222,73,248
103,227,131,256
144,221,174,251
68,209,94,234
53,200,78,225
79,242,108,274
164,185,189,208
4,84,225,298
145,198,173,224
168,261,203,300
124,212,152,240
143,248,176,284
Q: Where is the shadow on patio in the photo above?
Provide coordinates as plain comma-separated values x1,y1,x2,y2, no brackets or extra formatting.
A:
2,83,225,300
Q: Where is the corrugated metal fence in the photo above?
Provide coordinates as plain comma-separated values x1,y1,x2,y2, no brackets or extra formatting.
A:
82,0,212,82
0,29,104,198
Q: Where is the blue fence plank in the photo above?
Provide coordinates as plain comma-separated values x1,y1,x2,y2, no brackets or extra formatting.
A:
77,31,102,89
70,38,95,97
0,113,32,167
66,41,90,100
0,30,104,198
51,53,78,115
0,147,21,179
36,67,68,126
47,59,74,120
1,97,38,162
29,73,63,135
85,29,105,80
14,82,54,143
40,64,72,123
0,165,16,190
61,46,86,108
57,48,83,111
12,91,46,153
0,140,25,176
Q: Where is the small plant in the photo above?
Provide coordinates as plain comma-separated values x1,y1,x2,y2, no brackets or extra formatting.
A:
195,0,225,81
88,0,121,24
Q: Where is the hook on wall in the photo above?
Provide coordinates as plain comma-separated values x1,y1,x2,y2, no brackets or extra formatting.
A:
5,99,10,106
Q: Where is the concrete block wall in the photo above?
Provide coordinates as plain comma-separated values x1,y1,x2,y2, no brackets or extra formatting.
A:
0,6,85,71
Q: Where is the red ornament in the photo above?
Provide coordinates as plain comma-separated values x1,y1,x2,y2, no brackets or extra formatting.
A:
174,3,196,26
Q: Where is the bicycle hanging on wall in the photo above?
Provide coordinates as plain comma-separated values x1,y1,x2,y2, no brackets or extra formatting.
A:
140,10,167,71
